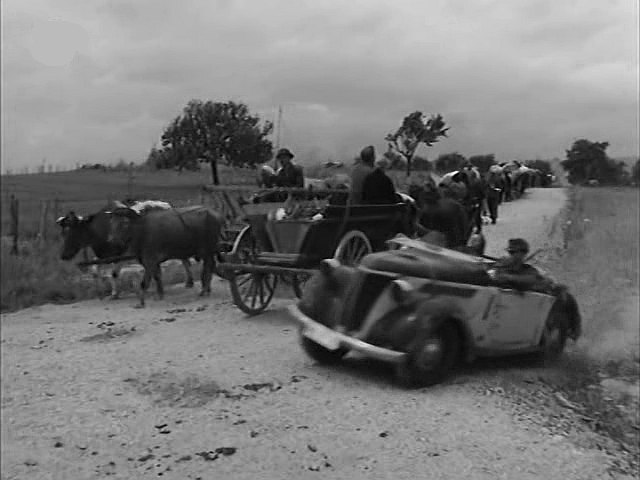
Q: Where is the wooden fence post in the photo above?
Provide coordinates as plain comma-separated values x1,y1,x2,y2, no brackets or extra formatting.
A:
38,200,50,242
10,194,19,255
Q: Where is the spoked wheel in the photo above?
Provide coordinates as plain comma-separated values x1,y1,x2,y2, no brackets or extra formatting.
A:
334,230,372,266
395,322,460,388
228,226,278,315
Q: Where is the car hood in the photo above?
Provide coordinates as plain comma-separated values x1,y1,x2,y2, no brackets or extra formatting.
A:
360,241,491,287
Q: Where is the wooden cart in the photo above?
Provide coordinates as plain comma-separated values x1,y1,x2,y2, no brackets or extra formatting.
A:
203,185,415,315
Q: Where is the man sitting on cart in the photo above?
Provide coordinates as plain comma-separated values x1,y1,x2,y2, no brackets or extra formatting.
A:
361,156,398,205
274,148,304,188
350,145,375,204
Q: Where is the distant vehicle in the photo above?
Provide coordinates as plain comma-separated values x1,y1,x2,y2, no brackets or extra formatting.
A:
289,235,581,388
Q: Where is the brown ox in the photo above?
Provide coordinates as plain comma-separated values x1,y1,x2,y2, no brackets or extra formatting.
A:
109,206,223,307
56,201,195,299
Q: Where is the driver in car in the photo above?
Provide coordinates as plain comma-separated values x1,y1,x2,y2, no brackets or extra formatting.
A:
487,238,582,340
487,238,548,291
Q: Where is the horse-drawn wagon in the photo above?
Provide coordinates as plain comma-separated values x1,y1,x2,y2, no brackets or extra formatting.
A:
203,185,416,315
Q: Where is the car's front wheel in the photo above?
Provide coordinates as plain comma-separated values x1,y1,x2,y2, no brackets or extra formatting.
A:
395,321,460,388
300,332,349,365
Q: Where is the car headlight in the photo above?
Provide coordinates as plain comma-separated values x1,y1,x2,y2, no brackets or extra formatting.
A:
319,258,341,277
390,279,414,304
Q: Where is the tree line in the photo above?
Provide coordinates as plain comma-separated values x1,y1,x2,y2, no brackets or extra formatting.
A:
145,98,639,186
561,139,638,186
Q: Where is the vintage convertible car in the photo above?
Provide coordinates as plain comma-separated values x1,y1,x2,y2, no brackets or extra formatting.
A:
288,235,581,387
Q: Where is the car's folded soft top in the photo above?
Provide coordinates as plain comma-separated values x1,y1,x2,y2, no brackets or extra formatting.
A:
361,244,491,286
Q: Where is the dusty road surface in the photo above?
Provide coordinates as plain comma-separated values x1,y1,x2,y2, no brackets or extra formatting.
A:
0,188,632,479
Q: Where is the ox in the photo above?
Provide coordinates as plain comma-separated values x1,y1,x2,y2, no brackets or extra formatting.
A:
408,179,486,257
56,201,195,299
108,205,223,307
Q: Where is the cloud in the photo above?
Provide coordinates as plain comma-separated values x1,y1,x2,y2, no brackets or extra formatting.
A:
1,0,638,173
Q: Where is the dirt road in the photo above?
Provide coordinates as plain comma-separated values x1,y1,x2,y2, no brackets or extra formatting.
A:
0,188,631,479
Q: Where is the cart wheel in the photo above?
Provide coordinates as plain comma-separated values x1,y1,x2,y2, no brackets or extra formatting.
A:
334,230,372,266
228,225,278,315
230,271,278,315
292,273,313,299
395,322,460,388
300,329,349,364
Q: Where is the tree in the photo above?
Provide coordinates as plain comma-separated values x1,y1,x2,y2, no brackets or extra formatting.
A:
412,155,432,171
385,111,449,176
561,139,628,185
632,159,640,185
524,159,553,176
434,152,466,174
149,100,273,184
468,154,496,174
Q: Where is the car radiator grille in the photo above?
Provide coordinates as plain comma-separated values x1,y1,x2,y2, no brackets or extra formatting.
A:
340,271,394,332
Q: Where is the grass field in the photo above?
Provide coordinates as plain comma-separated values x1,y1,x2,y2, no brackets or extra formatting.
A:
0,164,260,237
543,186,639,451
558,187,639,361
0,162,423,238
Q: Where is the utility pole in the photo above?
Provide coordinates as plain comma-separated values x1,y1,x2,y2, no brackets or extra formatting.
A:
127,162,134,200
273,105,283,169
276,105,283,151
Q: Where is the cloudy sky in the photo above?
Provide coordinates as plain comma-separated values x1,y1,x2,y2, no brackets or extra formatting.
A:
2,0,638,172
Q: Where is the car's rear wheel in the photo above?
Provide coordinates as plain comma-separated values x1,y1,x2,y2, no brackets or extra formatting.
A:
300,330,349,365
395,321,460,388
539,305,568,362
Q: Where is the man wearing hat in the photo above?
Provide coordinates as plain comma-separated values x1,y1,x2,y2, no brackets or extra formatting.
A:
488,238,582,340
274,148,304,188
361,155,398,205
487,238,545,290
349,145,375,204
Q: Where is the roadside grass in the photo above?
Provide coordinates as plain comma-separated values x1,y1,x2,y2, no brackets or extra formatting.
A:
560,187,639,368
1,238,105,312
545,186,639,453
0,237,203,313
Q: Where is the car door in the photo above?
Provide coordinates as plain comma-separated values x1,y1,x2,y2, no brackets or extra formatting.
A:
485,288,555,349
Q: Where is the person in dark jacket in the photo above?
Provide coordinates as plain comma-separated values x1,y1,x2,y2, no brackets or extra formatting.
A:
349,145,375,204
487,238,545,290
274,148,304,188
361,156,397,204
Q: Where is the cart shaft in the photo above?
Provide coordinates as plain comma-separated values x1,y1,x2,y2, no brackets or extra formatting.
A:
218,262,315,276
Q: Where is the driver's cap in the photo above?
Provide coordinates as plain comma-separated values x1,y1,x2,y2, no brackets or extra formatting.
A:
507,238,529,254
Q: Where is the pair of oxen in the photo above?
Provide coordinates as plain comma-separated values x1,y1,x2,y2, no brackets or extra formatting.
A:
56,200,223,307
